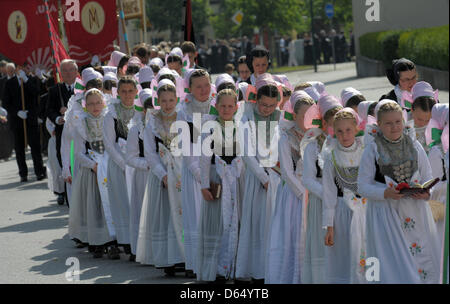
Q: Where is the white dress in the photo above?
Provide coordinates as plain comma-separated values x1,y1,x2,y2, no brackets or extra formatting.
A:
136,110,184,266
357,136,440,284
196,122,244,281
178,94,214,273
322,137,366,284
428,144,447,253
235,104,281,280
61,93,84,200
69,113,113,246
103,102,141,245
126,120,150,256
300,129,333,284
265,127,306,284
45,119,64,194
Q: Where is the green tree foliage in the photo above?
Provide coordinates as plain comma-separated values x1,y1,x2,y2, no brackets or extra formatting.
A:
146,0,211,38
210,0,354,39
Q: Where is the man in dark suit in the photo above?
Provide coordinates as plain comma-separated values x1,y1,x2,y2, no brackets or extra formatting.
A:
181,41,206,71
0,60,8,103
2,63,45,182
46,59,77,205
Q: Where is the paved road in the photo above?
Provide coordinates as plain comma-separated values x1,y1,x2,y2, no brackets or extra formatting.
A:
1,62,447,284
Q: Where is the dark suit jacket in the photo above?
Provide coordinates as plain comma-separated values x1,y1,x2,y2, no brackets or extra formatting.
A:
2,76,39,129
46,83,72,125
0,75,7,105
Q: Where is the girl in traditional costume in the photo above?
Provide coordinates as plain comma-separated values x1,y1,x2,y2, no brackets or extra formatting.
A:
357,100,440,283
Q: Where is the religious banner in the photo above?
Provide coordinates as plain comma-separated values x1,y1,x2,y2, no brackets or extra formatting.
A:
0,0,65,74
62,0,118,66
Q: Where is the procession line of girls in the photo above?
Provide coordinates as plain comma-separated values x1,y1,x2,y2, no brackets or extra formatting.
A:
56,49,448,284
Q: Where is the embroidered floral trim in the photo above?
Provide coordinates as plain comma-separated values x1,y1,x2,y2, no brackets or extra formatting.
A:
409,242,422,256
404,217,416,231
418,268,428,281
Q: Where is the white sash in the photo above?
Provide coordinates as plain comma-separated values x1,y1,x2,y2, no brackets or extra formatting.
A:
87,149,116,238
159,143,185,255
342,188,367,284
215,155,244,278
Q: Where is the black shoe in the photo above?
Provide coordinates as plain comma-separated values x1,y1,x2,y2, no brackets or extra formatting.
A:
123,244,131,255
251,278,265,284
75,242,87,249
164,266,176,277
93,246,104,258
57,194,65,205
185,269,196,278
37,173,46,181
107,246,120,260
20,176,28,182
129,254,136,262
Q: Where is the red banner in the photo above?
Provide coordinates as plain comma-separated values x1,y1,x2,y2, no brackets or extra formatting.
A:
62,0,118,66
0,0,65,74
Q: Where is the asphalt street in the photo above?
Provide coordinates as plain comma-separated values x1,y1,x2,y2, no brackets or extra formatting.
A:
0,62,448,284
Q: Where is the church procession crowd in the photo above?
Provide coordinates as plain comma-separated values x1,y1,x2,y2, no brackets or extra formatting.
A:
0,41,448,284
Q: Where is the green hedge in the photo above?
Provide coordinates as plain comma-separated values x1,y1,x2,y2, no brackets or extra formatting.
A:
360,25,449,71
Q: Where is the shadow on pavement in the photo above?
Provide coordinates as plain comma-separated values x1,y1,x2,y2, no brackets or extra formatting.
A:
24,204,68,218
29,235,192,284
0,217,68,234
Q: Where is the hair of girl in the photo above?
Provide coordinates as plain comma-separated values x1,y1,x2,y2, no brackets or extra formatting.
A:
150,65,161,75
246,46,270,73
188,69,210,88
386,58,416,86
216,82,236,93
282,86,292,97
412,96,436,112
140,82,151,89
158,73,176,84
294,82,312,91
323,105,343,123
118,75,138,89
85,78,103,90
143,98,154,110
367,101,378,117
93,65,104,76
376,101,403,121
216,88,238,106
126,65,140,75
346,94,366,109
157,84,177,97
293,94,315,114
256,84,279,101
333,110,358,126
117,55,130,71
85,88,104,101
103,80,117,91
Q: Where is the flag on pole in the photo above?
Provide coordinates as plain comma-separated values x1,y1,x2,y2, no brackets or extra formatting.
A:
0,0,66,75
62,0,118,66
183,0,195,43
44,0,69,80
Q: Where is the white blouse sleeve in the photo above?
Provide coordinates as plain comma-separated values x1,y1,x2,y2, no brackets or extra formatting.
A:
103,113,125,170
200,155,212,190
74,134,96,170
279,134,303,199
143,124,166,182
302,142,323,198
416,141,433,184
357,142,386,201
428,146,444,180
45,118,55,134
322,157,338,228
239,117,269,185
60,125,72,178
126,126,149,170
